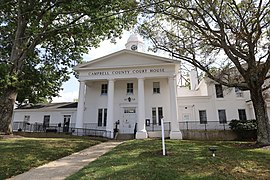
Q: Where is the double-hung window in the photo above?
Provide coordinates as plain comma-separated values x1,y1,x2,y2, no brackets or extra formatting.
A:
101,84,108,95
152,107,163,125
199,110,207,124
218,109,227,123
238,109,247,121
153,82,160,94
97,108,107,127
215,84,224,98
127,83,133,94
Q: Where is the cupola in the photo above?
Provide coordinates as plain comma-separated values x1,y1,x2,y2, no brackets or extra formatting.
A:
125,34,144,52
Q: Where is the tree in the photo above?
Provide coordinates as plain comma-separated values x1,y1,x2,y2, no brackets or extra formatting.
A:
0,0,138,134
139,0,270,145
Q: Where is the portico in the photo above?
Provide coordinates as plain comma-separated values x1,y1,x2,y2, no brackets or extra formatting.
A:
74,34,182,139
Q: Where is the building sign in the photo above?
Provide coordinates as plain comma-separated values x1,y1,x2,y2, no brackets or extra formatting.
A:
88,68,165,76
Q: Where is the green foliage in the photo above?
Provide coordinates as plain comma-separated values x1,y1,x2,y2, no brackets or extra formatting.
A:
138,0,270,144
229,119,257,140
229,119,257,131
0,0,138,103
139,0,270,89
0,137,102,179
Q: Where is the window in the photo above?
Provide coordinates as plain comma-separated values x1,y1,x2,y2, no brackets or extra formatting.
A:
235,87,243,98
215,84,224,98
158,107,163,125
97,108,107,127
153,82,160,94
152,107,163,125
199,110,207,124
103,109,107,126
43,115,50,127
152,108,157,125
218,110,227,123
127,83,133,94
124,107,136,113
24,115,30,122
238,109,247,121
101,84,108,95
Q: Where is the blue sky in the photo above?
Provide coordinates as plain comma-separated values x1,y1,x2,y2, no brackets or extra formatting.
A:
52,31,132,102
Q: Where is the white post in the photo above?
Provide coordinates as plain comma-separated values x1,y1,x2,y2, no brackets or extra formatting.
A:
75,81,86,129
136,78,148,139
161,118,166,156
107,79,115,138
168,76,183,139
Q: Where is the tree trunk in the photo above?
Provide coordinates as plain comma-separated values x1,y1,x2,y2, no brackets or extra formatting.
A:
250,87,270,146
0,89,17,134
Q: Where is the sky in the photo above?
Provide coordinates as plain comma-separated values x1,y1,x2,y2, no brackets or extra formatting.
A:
52,31,132,102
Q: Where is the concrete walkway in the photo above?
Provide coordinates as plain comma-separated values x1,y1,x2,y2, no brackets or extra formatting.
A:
9,141,123,180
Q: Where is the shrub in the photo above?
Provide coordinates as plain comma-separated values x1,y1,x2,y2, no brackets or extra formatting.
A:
229,119,257,140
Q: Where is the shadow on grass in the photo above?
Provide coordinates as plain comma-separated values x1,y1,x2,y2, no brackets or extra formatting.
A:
0,137,101,179
67,139,270,180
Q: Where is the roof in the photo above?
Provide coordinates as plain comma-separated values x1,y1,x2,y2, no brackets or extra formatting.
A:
74,49,180,70
16,102,78,110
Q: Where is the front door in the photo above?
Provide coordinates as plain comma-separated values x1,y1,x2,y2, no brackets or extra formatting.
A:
120,107,137,134
43,115,50,130
63,115,71,132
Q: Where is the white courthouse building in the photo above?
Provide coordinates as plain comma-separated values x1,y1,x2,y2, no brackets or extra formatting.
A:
12,34,270,139
74,34,182,139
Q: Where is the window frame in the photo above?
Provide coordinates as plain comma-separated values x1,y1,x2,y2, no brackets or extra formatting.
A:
103,109,107,126
124,107,136,113
153,82,160,94
97,109,103,127
215,84,224,98
101,83,108,95
238,109,247,121
43,115,50,127
151,107,163,125
152,107,157,125
199,110,207,124
127,82,134,95
218,109,227,123
97,108,107,127
158,107,163,125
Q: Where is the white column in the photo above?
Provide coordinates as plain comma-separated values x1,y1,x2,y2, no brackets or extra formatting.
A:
106,79,115,138
136,78,148,139
75,81,86,128
168,76,183,139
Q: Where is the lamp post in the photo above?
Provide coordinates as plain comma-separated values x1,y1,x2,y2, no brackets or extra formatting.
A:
209,147,217,157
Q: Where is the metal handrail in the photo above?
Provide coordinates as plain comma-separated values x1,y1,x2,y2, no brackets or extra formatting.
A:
146,122,171,132
179,121,230,131
12,122,112,139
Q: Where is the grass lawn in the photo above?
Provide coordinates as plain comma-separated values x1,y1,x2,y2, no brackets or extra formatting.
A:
68,139,270,180
0,136,104,179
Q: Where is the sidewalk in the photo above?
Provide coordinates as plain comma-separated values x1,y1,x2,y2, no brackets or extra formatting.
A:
8,141,123,180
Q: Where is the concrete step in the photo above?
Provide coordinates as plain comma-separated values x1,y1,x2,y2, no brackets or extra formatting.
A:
116,133,135,140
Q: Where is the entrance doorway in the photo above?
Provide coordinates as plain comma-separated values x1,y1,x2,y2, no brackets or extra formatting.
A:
43,115,50,130
63,115,71,132
120,107,137,134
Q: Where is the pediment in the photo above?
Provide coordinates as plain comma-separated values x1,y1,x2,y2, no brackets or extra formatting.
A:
75,49,179,70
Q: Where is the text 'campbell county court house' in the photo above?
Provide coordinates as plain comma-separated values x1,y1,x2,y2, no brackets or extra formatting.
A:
12,34,270,139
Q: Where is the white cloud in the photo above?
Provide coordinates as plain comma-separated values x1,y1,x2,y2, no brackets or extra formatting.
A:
83,31,131,61
52,90,78,102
